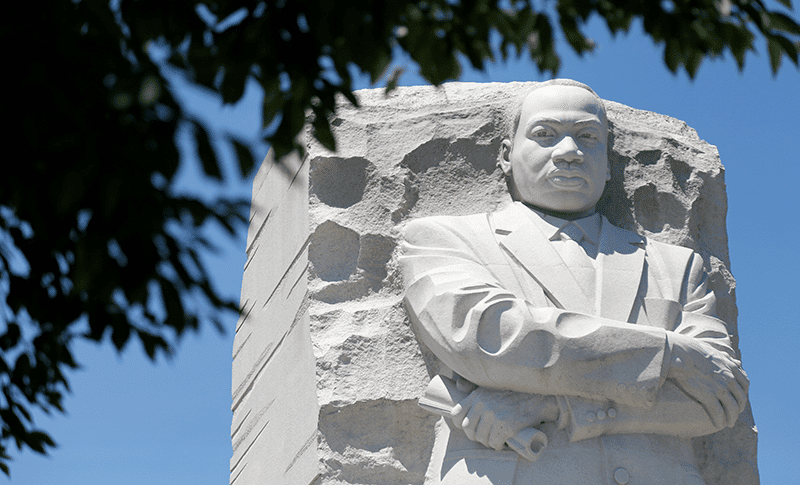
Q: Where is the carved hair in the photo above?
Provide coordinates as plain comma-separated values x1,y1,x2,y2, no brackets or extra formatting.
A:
507,79,607,143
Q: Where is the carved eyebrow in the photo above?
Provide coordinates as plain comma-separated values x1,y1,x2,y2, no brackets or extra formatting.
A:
524,117,603,132
525,117,561,130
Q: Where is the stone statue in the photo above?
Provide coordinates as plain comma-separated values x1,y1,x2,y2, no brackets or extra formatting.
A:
400,80,749,485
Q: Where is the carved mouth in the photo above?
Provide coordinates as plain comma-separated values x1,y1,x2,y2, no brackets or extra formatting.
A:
549,172,586,188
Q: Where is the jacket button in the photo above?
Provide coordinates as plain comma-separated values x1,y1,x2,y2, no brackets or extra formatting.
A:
614,467,629,484
586,411,596,422
608,408,617,418
597,409,606,420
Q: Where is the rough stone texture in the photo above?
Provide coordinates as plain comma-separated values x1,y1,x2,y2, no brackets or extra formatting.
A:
231,150,319,485
236,81,758,485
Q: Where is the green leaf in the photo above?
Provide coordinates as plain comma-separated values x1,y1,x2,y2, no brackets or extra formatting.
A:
25,431,55,454
774,34,799,64
664,38,681,73
558,11,593,55
219,62,250,104
110,315,131,350
0,324,20,351
768,36,783,73
230,138,257,177
136,329,169,360
367,51,392,83
260,78,285,129
211,316,225,334
685,50,703,78
726,24,754,71
384,66,405,94
311,107,336,152
11,355,31,384
159,275,187,334
191,120,222,180
766,11,800,35
339,87,359,107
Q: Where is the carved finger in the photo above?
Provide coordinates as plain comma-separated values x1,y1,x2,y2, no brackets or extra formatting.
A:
712,363,747,416
717,389,739,428
474,411,494,447
727,376,748,415
450,403,467,429
462,406,482,441
681,377,725,430
733,366,750,396
488,422,510,451
451,393,478,428
708,406,726,430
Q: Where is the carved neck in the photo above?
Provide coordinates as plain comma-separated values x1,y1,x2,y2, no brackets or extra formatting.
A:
522,202,597,221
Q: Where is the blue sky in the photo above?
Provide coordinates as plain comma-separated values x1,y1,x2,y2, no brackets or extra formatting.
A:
9,15,799,485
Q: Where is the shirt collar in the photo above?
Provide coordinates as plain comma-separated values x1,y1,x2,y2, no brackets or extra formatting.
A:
517,202,602,246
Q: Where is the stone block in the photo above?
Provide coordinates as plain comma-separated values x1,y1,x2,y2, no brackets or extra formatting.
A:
234,81,757,485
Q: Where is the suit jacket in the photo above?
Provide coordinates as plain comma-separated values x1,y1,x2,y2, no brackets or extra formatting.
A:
400,202,738,485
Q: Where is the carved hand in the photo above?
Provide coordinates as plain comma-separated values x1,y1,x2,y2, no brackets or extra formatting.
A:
451,387,559,451
668,335,749,429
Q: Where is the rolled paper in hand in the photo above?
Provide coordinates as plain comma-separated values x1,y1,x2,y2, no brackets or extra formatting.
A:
418,375,548,461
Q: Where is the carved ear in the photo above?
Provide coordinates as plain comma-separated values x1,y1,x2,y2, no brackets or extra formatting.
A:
499,139,513,175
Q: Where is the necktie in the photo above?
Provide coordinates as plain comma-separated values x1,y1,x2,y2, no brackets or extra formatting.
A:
553,222,596,305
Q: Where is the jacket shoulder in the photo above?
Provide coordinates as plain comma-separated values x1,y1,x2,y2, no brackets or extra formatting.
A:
402,213,492,242
604,218,697,262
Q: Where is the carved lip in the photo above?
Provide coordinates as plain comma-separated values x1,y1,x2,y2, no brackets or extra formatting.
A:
548,170,587,188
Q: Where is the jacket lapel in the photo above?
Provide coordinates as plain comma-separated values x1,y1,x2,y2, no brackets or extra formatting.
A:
492,204,594,315
597,217,646,322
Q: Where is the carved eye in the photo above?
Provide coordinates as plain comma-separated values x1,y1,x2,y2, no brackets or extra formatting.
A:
531,128,552,138
578,132,598,141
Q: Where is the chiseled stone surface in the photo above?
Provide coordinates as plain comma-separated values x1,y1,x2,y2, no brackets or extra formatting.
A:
235,81,757,485
231,150,319,485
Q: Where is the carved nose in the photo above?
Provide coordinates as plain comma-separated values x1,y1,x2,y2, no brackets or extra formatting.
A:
552,136,583,164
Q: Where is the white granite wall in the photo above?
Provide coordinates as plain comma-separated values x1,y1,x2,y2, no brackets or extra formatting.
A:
235,81,758,485
231,149,319,485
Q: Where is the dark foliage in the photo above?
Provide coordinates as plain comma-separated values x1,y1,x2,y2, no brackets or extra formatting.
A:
1,0,798,475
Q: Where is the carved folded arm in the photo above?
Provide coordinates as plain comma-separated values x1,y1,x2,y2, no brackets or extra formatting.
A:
556,251,744,439
401,217,671,409
559,381,722,441
402,217,747,441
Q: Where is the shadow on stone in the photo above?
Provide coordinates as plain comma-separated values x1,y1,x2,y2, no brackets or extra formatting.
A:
635,149,662,165
401,138,449,173
358,234,396,283
311,156,372,208
633,184,687,233
667,156,693,192
310,221,360,281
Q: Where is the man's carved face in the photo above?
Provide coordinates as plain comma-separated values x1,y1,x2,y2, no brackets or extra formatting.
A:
500,85,609,215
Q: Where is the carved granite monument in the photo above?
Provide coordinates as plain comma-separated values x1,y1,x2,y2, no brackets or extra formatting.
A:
232,80,758,485
400,79,748,484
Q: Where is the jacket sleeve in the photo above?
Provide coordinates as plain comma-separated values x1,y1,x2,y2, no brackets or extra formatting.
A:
558,381,721,441
401,216,673,409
